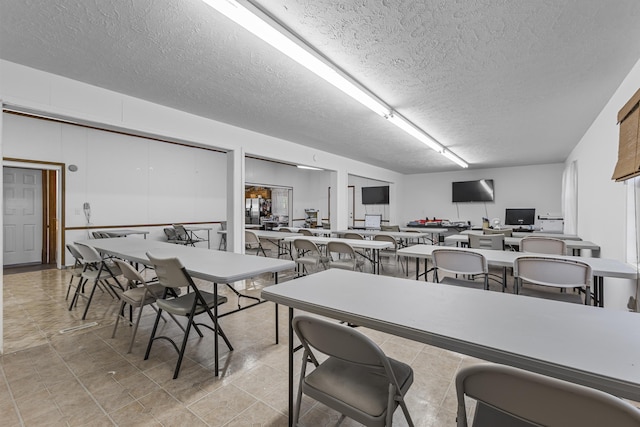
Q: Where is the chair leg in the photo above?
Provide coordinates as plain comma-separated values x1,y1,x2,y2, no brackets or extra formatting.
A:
111,300,126,338
173,314,196,379
81,280,100,320
127,305,145,353
144,307,165,361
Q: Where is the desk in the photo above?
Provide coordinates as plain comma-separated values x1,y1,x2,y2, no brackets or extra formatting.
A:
274,227,335,237
398,244,637,307
400,227,449,244
445,234,601,256
76,237,294,375
282,235,392,274
261,269,640,427
99,229,149,239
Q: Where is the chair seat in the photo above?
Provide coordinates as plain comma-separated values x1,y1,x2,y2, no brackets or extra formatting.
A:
81,265,122,280
329,259,363,270
156,291,227,316
304,356,413,417
120,283,177,306
519,287,584,304
440,276,486,290
296,255,330,267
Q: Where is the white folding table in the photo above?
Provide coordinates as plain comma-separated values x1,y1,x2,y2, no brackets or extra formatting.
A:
76,237,295,375
261,269,640,427
445,234,601,256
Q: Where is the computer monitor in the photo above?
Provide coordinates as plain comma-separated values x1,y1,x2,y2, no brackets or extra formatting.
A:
505,208,536,226
364,214,382,229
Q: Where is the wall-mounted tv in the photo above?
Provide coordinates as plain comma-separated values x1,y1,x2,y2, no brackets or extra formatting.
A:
362,186,389,204
452,179,494,202
505,208,536,226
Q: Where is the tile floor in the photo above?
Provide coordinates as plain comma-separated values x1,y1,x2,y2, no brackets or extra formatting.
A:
0,252,488,426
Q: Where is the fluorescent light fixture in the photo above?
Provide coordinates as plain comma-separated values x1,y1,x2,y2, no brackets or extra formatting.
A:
204,0,390,117
203,0,470,168
297,165,322,171
443,150,469,168
386,113,444,153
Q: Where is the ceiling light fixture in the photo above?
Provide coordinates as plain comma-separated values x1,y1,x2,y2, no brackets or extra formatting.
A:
204,0,389,117
297,165,322,171
203,0,469,168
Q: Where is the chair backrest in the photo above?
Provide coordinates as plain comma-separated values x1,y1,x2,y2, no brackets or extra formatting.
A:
432,249,488,276
343,232,364,240
293,315,392,372
380,225,400,232
146,252,192,289
92,231,104,239
66,243,84,263
279,227,292,233
298,229,313,236
483,227,513,237
113,258,146,285
164,227,178,240
469,233,504,250
520,236,567,255
74,242,104,264
456,363,640,427
173,224,189,240
245,230,261,247
294,238,320,254
327,241,356,258
374,234,397,249
514,256,591,290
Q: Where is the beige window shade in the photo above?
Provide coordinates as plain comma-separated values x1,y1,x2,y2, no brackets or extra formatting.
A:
612,88,640,182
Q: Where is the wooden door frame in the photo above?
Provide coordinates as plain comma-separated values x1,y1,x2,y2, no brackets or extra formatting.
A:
3,158,65,268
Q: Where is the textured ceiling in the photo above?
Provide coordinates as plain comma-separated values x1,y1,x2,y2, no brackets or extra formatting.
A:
1,0,640,173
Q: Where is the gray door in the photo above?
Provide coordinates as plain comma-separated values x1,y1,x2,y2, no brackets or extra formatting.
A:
3,167,43,266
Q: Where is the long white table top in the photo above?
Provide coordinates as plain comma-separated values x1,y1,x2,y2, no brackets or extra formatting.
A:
282,235,393,250
462,229,583,240
219,229,300,240
397,244,636,279
334,229,434,239
445,234,600,254
76,237,295,283
261,269,640,401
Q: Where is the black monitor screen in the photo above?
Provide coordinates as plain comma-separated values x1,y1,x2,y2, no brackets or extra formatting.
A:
452,179,494,202
362,186,389,204
505,208,536,226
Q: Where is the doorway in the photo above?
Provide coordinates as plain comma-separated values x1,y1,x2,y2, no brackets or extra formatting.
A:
2,160,64,269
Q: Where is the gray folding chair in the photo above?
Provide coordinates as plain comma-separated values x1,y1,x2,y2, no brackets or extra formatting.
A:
293,315,414,427
111,259,184,353
245,229,268,256
293,238,329,276
69,242,123,320
432,249,489,290
374,234,404,274
65,243,85,301
298,229,314,236
456,363,640,427
327,241,364,271
144,252,233,379
520,236,567,255
513,256,591,304
469,233,505,250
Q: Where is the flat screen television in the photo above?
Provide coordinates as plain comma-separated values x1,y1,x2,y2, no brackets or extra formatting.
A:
452,179,494,202
362,186,389,204
505,208,536,226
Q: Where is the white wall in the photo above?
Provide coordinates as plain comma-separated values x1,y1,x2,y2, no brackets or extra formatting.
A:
565,57,640,310
400,164,564,227
348,175,394,224
2,113,227,253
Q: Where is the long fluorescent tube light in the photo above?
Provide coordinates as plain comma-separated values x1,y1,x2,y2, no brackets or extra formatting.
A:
386,113,444,153
297,165,322,171
203,0,470,168
443,150,469,168
204,0,390,117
